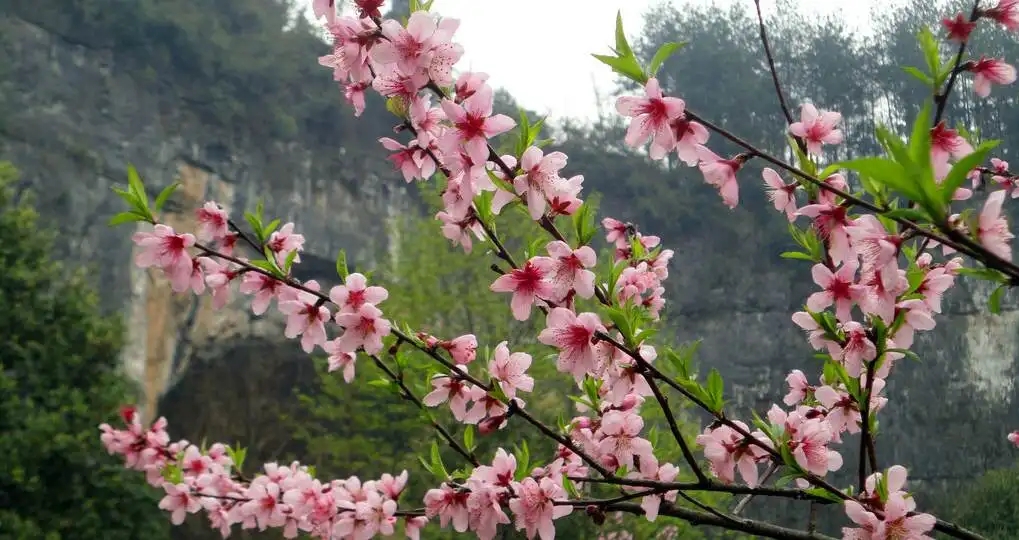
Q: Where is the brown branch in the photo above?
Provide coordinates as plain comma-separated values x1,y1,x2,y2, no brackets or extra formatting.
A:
609,501,837,540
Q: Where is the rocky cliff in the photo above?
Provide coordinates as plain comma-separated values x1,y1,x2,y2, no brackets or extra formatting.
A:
2,1,1018,520
0,11,411,421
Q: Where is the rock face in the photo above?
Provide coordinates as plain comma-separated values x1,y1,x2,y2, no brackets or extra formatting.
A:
0,12,410,421
2,3,1018,523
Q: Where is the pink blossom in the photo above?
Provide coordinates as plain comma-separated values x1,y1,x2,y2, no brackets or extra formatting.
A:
942,12,977,41
797,201,853,264
441,85,516,163
538,308,606,382
695,421,769,486
653,116,710,164
833,322,878,377
278,288,331,353
132,224,196,292
372,12,441,75
792,311,834,351
978,190,1014,260
158,482,202,525
334,303,392,355
454,71,489,103
514,146,568,220
239,271,284,315
843,492,935,539
615,77,685,151
437,205,485,254
507,477,572,540
788,103,844,155
490,257,555,321
488,341,534,398
442,334,478,365
930,121,974,171
343,80,369,116
195,202,229,243
422,369,474,421
968,56,1017,97
783,369,812,406
380,137,436,182
311,0,335,23
267,223,305,268
1008,430,1019,447
200,258,237,310
807,259,861,323
845,214,902,270
599,409,655,471
985,0,1019,31
329,272,388,314
424,483,470,532
762,167,798,221
323,339,357,382
546,241,597,300
602,218,630,247
696,146,742,209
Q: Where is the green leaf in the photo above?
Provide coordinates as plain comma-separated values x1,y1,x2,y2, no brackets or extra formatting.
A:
908,101,933,167
882,208,930,222
335,249,349,281
613,11,634,59
788,136,816,178
263,218,281,239
648,42,685,77
838,157,921,202
940,140,999,204
591,53,646,84
804,487,844,503
989,284,1008,314
154,182,181,212
956,266,1009,283
887,348,923,364
902,66,934,87
562,474,580,498
430,441,448,479
463,425,475,451
108,211,149,226
705,369,724,412
780,251,816,262
126,164,150,211
917,26,941,76
284,249,299,273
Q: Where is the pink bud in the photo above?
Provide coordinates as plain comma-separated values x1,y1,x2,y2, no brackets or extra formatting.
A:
478,415,506,435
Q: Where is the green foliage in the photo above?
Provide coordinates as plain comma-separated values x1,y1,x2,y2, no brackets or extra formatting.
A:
928,463,1019,539
0,162,168,539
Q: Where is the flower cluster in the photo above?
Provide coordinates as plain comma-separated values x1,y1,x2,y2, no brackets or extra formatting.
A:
100,407,420,538
99,0,1019,539
134,200,394,380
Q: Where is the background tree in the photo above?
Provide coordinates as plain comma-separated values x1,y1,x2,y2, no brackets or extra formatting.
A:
0,161,168,539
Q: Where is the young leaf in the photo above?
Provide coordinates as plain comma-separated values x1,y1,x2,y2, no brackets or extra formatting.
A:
592,53,646,84
648,42,685,77
153,182,181,213
335,249,350,281
902,66,934,87
108,211,149,226
613,11,634,59
126,164,150,211
989,283,1008,314
780,251,817,262
940,140,999,204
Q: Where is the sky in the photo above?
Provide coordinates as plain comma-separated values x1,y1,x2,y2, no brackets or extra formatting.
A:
328,0,899,122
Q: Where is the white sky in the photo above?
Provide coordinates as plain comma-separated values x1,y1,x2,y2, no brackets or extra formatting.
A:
328,0,899,122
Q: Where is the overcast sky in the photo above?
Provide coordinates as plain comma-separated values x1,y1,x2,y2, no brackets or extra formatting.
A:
328,0,899,121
